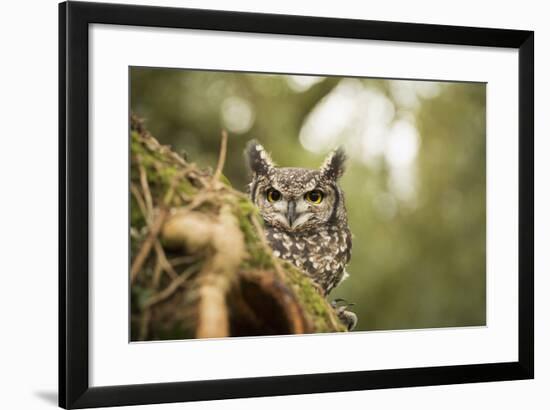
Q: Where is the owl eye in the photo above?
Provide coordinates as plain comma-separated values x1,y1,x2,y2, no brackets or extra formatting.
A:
266,188,282,202
305,190,324,204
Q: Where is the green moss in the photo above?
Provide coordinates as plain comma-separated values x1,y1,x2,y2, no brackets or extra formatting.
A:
282,262,345,332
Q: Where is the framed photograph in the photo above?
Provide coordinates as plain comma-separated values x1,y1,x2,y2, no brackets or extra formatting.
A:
59,1,534,408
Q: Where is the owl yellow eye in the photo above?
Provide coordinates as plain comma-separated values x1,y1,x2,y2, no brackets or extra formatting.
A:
267,188,282,202
305,190,324,204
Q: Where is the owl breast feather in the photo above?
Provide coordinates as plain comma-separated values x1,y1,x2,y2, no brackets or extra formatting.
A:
265,224,352,295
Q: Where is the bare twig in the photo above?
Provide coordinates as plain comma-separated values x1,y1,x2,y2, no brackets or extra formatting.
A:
177,191,216,214
130,207,169,285
151,253,163,289
137,156,153,215
143,264,200,309
130,183,150,225
162,170,186,206
131,168,188,285
140,242,165,340
154,240,178,280
169,255,196,267
212,130,228,183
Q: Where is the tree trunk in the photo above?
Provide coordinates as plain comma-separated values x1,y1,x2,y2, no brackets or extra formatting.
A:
130,114,346,340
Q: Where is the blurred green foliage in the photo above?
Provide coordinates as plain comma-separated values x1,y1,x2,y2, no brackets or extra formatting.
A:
131,67,486,332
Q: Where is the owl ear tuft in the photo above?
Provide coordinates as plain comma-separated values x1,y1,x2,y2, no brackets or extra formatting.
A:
245,140,275,176
320,147,346,180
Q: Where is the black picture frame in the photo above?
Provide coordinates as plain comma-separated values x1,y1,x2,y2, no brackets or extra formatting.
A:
59,1,534,408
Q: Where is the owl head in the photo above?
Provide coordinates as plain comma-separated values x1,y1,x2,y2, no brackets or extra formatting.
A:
245,140,348,232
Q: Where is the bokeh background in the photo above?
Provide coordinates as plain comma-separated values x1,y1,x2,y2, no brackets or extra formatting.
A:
131,67,486,332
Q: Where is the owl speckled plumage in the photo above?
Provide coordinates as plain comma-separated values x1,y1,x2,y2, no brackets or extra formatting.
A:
245,140,353,298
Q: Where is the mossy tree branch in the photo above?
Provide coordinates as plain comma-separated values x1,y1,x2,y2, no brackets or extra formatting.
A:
130,114,346,340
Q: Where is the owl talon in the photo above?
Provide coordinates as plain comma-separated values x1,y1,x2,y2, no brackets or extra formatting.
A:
338,310,358,331
331,299,358,331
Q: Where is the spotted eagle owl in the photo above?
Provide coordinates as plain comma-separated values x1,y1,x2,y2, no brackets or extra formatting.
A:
245,141,354,316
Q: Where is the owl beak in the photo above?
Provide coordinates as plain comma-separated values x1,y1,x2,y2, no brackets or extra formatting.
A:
287,200,297,228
